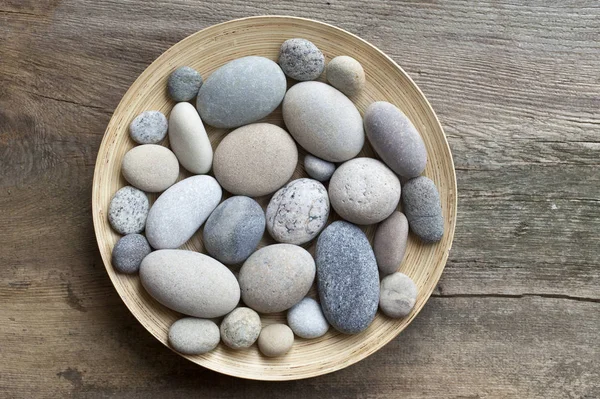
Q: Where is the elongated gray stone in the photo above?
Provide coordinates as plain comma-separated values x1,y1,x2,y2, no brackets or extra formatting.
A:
402,176,444,243
374,211,409,275
304,154,335,182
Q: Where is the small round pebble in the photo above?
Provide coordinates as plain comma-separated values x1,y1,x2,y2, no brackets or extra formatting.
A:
121,144,179,193
108,186,149,234
129,111,168,144
304,154,336,182
111,234,151,274
279,38,325,81
258,324,294,357
220,307,262,350
287,298,329,339
379,273,418,318
168,66,203,102
326,56,365,97
168,318,220,355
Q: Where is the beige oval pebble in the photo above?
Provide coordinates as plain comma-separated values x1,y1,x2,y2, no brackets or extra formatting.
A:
168,102,213,174
379,272,418,318
374,212,409,275
121,144,179,192
168,318,220,355
326,56,365,97
213,123,298,197
258,324,294,357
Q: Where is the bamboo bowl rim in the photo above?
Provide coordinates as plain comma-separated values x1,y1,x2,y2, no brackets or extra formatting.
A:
92,15,457,380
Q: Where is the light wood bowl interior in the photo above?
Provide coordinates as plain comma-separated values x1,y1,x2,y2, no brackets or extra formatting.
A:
92,16,457,380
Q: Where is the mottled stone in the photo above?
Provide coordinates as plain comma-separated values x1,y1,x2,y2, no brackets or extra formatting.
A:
111,234,151,274
283,81,364,162
168,66,203,102
220,307,261,349
239,244,315,314
197,56,286,128
129,111,168,144
258,324,294,357
379,272,418,318
325,56,365,97
374,212,409,275
145,175,222,249
168,102,213,174
213,123,298,197
121,144,179,192
168,318,219,355
402,176,444,243
140,250,240,318
108,186,149,235
266,178,329,245
203,196,266,265
316,221,379,334
304,154,335,182
364,101,428,178
287,297,329,339
278,38,325,81
328,158,401,225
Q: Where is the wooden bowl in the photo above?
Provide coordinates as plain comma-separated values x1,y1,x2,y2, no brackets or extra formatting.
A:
92,16,457,380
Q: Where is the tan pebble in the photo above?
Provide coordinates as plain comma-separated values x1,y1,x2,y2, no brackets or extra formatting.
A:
326,56,365,97
258,324,294,357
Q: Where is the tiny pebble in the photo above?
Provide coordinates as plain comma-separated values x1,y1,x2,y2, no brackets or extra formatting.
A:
168,318,220,355
326,56,365,97
111,233,151,274
168,66,203,102
258,324,294,357
287,298,329,339
129,111,168,144
108,186,149,235
304,154,336,182
220,307,262,350
278,38,325,81
379,272,418,318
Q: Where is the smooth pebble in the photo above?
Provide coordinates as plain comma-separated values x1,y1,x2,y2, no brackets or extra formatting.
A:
220,307,262,349
266,178,329,245
197,56,286,128
108,186,149,235
129,111,168,144
111,233,151,274
203,196,266,265
213,123,298,197
145,175,222,249
326,56,365,97
168,318,220,355
379,273,418,318
121,144,179,192
283,81,364,162
140,250,240,318
168,66,203,102
169,102,213,174
287,298,329,339
278,38,325,81
402,176,444,243
304,154,335,182
328,158,401,225
258,324,294,357
374,212,409,275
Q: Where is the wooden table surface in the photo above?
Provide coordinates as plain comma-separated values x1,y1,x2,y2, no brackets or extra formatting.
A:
1,1,599,398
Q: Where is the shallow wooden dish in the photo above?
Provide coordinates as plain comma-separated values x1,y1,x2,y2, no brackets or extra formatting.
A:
92,16,457,380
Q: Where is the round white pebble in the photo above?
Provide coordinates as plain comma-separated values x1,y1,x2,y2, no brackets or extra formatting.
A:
287,297,329,339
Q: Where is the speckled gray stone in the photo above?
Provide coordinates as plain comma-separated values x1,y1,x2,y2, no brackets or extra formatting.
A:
379,272,418,318
168,318,220,355
304,154,335,182
108,186,149,235
364,101,428,178
203,196,266,265
326,56,365,97
220,307,261,349
111,234,151,274
140,250,240,318
401,176,444,243
197,56,286,128
278,38,325,81
213,123,298,197
168,66,203,102
283,81,364,162
316,221,379,334
121,144,179,193
328,158,401,225
287,297,329,339
258,324,294,357
129,111,168,144
374,212,409,275
266,178,329,245
145,175,222,249
239,244,316,314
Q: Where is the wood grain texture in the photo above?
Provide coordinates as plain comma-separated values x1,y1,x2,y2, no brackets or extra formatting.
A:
1,0,599,397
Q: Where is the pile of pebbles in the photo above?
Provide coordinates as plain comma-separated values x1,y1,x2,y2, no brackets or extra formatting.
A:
108,38,444,357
